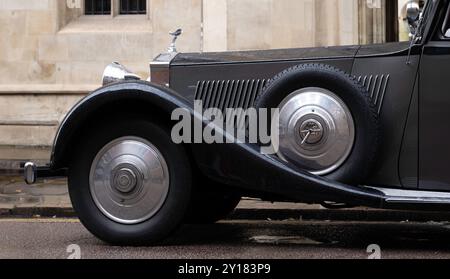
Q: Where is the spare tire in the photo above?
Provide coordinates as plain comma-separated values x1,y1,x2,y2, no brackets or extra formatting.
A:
254,63,379,185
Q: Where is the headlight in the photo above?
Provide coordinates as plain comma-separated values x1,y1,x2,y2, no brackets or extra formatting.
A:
102,62,141,86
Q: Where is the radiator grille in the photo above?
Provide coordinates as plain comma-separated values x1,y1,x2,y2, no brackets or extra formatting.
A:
357,74,390,114
194,79,267,111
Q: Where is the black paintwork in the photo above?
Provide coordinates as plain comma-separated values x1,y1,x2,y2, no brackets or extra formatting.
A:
170,42,423,189
51,81,190,169
352,54,420,188
170,59,355,104
419,42,450,190
172,45,360,65
41,0,450,209
356,41,418,56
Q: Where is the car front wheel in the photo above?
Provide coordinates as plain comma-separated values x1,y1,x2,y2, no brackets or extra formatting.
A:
68,118,191,245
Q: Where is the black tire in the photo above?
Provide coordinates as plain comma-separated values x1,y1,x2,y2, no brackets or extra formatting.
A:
185,182,241,224
254,63,379,185
68,118,191,245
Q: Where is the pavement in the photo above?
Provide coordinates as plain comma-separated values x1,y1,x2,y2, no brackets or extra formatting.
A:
0,176,71,215
3,175,450,259
1,218,450,259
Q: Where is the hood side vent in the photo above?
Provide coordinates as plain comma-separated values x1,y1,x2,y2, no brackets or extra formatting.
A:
357,74,390,114
194,79,268,111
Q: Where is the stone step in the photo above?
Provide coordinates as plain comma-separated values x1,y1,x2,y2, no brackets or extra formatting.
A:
0,125,57,147
0,92,83,147
0,146,50,165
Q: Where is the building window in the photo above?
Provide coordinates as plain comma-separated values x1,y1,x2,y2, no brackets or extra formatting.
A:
120,0,147,14
85,0,111,15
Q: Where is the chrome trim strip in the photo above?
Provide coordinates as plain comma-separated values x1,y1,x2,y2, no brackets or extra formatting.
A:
368,186,450,204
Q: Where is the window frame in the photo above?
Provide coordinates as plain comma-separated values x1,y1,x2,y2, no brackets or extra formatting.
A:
84,0,112,15
84,0,149,17
120,0,147,15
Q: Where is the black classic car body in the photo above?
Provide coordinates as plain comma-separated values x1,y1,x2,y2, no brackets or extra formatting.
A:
23,0,450,244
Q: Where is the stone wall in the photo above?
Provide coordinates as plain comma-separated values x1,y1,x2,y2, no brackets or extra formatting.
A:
0,0,388,163
203,0,363,52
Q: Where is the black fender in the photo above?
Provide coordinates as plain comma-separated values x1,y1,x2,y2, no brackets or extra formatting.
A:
50,80,193,170
191,142,384,207
50,80,385,208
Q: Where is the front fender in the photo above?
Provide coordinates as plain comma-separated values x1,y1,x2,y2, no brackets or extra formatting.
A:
51,80,192,170
48,80,385,207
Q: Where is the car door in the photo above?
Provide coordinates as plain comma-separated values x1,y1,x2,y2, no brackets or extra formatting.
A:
419,2,450,190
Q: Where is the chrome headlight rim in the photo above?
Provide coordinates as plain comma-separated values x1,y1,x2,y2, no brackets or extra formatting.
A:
102,62,141,86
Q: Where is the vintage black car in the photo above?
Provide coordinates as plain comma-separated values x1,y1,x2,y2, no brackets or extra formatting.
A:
22,0,450,245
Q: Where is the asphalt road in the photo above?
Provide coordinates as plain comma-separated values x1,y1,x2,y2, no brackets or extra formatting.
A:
1,218,450,259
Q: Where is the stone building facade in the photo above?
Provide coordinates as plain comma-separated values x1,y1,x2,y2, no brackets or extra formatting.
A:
0,0,408,164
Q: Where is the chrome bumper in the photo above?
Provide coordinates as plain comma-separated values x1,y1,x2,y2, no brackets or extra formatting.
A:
22,162,66,184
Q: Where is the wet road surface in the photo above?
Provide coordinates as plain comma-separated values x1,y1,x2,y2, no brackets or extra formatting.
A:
1,218,450,259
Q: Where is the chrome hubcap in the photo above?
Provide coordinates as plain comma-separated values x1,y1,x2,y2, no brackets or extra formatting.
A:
89,136,169,225
276,87,355,176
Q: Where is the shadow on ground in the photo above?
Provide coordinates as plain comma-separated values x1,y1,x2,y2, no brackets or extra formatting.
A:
164,220,450,251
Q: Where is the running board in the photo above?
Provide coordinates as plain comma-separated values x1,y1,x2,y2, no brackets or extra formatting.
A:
368,186,450,209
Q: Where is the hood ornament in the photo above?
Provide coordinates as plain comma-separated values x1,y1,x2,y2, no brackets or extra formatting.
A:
168,28,182,53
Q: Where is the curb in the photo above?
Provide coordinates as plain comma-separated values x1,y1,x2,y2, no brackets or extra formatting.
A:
0,207,77,218
2,207,450,222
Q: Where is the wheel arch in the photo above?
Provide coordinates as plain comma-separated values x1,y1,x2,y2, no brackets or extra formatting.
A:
51,80,193,170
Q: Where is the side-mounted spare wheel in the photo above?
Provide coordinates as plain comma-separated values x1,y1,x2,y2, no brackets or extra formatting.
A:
68,118,191,245
255,64,379,185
